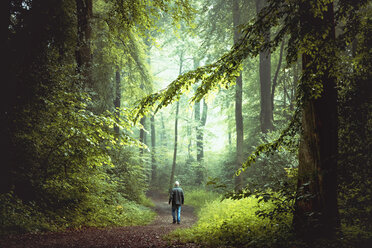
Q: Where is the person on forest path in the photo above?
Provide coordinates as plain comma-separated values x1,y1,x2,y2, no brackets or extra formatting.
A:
168,181,184,224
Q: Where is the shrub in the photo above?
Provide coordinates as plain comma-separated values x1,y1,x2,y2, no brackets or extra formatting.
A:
169,196,292,248
184,189,221,211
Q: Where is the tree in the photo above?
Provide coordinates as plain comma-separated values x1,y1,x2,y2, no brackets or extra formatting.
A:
150,115,157,184
169,50,184,190
256,0,273,133
76,0,93,88
114,67,121,136
293,1,339,239
232,0,244,191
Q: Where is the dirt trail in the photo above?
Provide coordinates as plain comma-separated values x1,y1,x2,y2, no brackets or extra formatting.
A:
0,192,200,248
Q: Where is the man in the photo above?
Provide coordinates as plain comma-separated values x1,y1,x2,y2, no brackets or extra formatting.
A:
168,181,184,224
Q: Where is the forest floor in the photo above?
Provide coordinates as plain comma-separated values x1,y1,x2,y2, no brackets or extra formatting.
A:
0,191,201,248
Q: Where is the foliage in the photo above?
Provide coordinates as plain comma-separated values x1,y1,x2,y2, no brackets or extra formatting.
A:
182,189,221,211
0,192,54,234
0,190,155,235
168,196,293,248
1,0,195,235
1,74,155,234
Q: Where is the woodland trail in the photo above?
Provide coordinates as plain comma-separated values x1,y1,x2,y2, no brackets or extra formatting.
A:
0,192,200,248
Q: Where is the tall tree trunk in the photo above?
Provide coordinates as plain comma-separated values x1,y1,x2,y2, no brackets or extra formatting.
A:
139,116,146,155
114,68,121,136
289,62,299,111
75,0,92,88
195,100,201,160
150,115,156,184
169,51,183,189
271,39,285,114
232,0,244,191
256,0,273,133
0,0,12,193
187,111,193,160
293,1,339,239
169,101,180,190
160,113,166,148
199,100,208,161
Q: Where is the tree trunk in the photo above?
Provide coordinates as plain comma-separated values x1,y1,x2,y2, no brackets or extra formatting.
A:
199,99,208,161
169,101,179,190
289,62,299,111
271,39,285,114
187,111,193,159
195,100,201,160
232,0,244,191
150,115,156,184
75,0,93,88
114,68,121,136
0,0,12,193
256,0,273,133
169,51,183,189
139,117,146,155
293,2,339,239
160,113,166,148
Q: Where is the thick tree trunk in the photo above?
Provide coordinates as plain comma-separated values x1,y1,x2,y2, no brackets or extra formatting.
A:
150,115,156,184
0,0,12,193
256,0,273,133
75,0,93,88
293,2,339,239
232,0,244,191
114,68,121,136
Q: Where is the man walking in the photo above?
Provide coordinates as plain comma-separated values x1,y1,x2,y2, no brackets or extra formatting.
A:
169,181,184,224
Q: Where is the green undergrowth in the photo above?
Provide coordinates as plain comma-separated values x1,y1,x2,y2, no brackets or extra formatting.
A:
168,191,372,248
168,195,293,248
184,189,221,211
0,191,155,235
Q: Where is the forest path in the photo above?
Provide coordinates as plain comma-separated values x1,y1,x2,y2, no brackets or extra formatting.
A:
0,191,200,248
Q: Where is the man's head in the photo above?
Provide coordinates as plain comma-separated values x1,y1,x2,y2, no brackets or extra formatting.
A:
174,181,180,187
